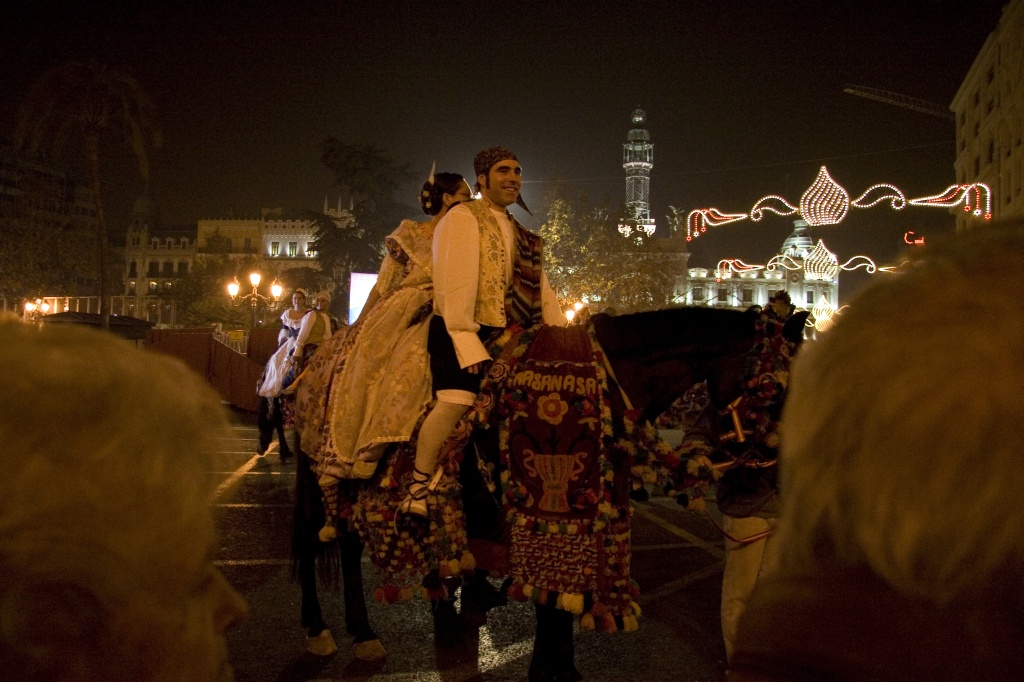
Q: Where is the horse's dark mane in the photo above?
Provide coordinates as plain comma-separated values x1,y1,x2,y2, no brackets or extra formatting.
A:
590,306,762,422
591,307,759,359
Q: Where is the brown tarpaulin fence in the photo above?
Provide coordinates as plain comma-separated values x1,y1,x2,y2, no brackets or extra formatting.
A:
145,328,274,413
247,327,281,369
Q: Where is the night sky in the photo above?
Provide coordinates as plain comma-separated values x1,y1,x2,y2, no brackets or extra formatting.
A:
1,0,1007,298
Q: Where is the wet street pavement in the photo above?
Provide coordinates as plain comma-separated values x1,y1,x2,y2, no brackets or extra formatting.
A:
212,410,728,682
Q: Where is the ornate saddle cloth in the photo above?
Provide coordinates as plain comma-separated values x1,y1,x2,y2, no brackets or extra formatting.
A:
480,324,639,630
355,324,640,630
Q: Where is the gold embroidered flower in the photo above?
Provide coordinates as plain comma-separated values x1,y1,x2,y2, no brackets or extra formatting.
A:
536,392,569,425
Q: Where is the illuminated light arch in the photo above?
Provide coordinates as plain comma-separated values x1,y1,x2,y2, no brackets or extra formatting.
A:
692,169,994,234
804,240,839,281
686,208,748,241
852,184,906,210
837,255,888,273
909,183,992,219
715,259,765,281
800,166,850,226
749,195,798,222
765,254,803,271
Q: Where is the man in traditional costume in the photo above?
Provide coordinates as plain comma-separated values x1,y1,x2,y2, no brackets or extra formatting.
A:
400,145,565,513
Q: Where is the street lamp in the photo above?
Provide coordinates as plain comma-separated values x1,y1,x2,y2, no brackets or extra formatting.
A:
23,298,51,324
227,272,283,328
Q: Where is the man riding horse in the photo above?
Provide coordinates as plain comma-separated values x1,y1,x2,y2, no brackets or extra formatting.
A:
403,146,567,516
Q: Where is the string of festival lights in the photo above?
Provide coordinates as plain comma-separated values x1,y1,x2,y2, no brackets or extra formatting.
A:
685,165,992,241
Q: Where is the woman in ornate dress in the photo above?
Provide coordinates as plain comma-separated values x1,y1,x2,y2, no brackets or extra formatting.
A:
258,289,310,398
290,290,334,380
256,289,310,458
293,171,472,504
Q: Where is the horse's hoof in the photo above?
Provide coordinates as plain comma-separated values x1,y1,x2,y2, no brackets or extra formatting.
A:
306,629,338,657
353,638,386,662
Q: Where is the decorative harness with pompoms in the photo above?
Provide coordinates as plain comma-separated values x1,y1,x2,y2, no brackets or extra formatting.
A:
616,292,801,517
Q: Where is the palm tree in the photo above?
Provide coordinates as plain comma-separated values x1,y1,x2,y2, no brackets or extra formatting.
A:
14,60,161,328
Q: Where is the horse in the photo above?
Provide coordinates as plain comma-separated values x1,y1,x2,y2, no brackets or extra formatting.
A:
290,302,808,677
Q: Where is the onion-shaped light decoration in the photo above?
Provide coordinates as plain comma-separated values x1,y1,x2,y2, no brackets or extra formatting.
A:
811,295,837,333
800,166,850,226
804,240,839,281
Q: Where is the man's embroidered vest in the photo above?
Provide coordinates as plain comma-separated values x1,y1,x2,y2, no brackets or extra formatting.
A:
464,201,545,329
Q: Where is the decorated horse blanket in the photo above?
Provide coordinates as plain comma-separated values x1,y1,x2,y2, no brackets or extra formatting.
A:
353,323,641,630
487,324,639,630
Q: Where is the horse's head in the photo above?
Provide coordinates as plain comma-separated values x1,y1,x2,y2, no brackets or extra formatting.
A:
592,306,763,424
591,305,809,426
705,307,809,408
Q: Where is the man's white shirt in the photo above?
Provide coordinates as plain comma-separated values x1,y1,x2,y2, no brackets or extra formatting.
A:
433,203,564,368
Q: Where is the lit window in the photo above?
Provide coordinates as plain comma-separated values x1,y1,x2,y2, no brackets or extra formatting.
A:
288,242,298,257
270,242,280,257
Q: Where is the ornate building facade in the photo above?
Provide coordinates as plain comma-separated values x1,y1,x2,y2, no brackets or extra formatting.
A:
951,0,1024,231
117,197,351,324
681,220,838,313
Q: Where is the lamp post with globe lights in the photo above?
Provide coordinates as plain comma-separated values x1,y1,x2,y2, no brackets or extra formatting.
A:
23,298,51,325
227,272,283,328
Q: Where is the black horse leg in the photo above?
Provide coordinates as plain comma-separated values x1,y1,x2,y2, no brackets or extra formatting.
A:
298,539,328,637
276,398,292,459
256,396,273,455
338,525,374,641
529,603,581,682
